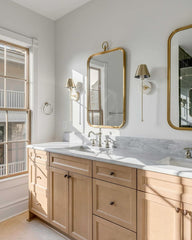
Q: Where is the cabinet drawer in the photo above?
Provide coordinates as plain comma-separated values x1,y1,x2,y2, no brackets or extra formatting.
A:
93,215,136,240
93,161,136,188
30,162,48,189
30,185,48,220
93,179,136,231
28,148,49,165
137,170,184,202
50,153,92,177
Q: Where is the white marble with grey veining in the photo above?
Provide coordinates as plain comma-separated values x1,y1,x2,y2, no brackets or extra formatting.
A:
27,137,192,179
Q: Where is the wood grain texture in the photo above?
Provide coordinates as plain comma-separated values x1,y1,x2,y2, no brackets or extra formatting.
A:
137,191,182,240
50,153,92,177
93,215,136,240
49,167,69,234
93,161,136,188
93,179,136,231
69,172,92,240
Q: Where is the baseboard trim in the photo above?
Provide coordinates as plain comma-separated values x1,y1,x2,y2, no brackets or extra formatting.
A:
0,197,28,223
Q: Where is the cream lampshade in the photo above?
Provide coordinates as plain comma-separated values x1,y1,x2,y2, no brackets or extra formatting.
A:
135,64,151,121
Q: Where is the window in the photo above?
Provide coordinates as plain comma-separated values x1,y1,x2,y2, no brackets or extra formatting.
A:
0,40,30,178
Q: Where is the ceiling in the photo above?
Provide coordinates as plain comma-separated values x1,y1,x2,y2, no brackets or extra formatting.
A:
10,0,91,20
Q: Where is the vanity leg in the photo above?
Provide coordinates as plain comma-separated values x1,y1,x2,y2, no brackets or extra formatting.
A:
26,211,34,222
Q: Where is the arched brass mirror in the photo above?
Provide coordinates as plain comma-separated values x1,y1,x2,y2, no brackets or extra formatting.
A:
87,42,126,128
168,24,192,130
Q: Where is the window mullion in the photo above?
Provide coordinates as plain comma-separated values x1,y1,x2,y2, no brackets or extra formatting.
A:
4,46,6,108
5,110,8,175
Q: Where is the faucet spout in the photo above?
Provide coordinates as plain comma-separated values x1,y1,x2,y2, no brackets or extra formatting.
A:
88,129,102,147
88,131,96,138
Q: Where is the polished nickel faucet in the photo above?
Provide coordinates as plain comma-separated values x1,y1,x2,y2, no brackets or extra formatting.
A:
88,128,102,147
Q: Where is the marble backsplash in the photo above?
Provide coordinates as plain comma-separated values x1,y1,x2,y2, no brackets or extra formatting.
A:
63,131,192,159
115,136,192,159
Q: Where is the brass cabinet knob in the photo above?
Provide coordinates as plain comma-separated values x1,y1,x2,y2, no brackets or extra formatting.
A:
110,172,115,176
110,201,115,206
64,174,68,178
175,208,180,213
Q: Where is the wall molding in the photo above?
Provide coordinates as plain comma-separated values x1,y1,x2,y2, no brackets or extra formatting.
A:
0,174,28,191
0,197,28,222
0,26,38,47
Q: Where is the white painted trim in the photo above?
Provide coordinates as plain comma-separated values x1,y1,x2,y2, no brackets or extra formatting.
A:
0,26,38,48
0,210,27,223
0,200,28,222
0,174,28,190
0,197,28,209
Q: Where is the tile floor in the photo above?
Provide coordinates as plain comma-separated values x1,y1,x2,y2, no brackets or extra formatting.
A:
0,212,69,240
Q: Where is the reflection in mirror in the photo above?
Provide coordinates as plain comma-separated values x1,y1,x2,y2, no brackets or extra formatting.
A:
87,48,126,128
168,25,192,129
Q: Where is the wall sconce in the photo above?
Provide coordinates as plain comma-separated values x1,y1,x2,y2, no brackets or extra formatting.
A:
66,78,82,101
135,64,151,121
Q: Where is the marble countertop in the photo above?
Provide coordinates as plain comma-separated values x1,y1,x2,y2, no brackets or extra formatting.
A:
27,142,192,179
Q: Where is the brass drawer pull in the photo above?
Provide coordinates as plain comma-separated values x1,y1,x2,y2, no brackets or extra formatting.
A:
36,156,42,159
110,172,115,176
110,201,115,206
175,208,180,213
36,176,41,179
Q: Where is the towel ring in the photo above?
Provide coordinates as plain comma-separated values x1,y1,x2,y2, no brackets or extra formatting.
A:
42,102,53,115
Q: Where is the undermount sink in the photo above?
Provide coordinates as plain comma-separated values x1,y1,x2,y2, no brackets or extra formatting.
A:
65,145,113,154
158,157,192,169
66,145,95,153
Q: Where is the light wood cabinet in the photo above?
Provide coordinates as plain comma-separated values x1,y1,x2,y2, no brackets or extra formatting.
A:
137,191,182,240
50,153,92,177
28,149,192,240
182,202,192,240
93,215,136,240
28,150,49,222
93,179,136,231
93,161,136,188
49,167,69,233
49,168,92,240
69,172,92,240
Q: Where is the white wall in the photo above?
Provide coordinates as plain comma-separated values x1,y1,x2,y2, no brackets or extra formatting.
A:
55,0,192,141
0,0,55,222
0,0,55,143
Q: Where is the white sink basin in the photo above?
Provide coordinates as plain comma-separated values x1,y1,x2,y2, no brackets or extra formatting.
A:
65,145,113,154
159,157,192,169
65,145,95,153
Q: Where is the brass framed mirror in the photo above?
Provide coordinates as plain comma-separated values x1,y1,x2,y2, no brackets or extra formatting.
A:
168,24,192,130
87,43,126,128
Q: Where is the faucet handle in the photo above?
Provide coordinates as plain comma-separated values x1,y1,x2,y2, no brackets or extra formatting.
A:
90,138,96,146
104,135,110,148
184,148,192,159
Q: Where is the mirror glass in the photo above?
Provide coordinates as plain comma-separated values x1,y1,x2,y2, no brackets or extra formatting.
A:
168,25,192,129
87,48,126,128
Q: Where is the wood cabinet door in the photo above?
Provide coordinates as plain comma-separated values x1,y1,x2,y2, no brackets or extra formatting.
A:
183,202,192,240
69,172,92,240
137,191,182,240
50,167,69,234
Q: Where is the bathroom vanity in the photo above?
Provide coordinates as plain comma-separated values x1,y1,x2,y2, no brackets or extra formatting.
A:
27,142,192,240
